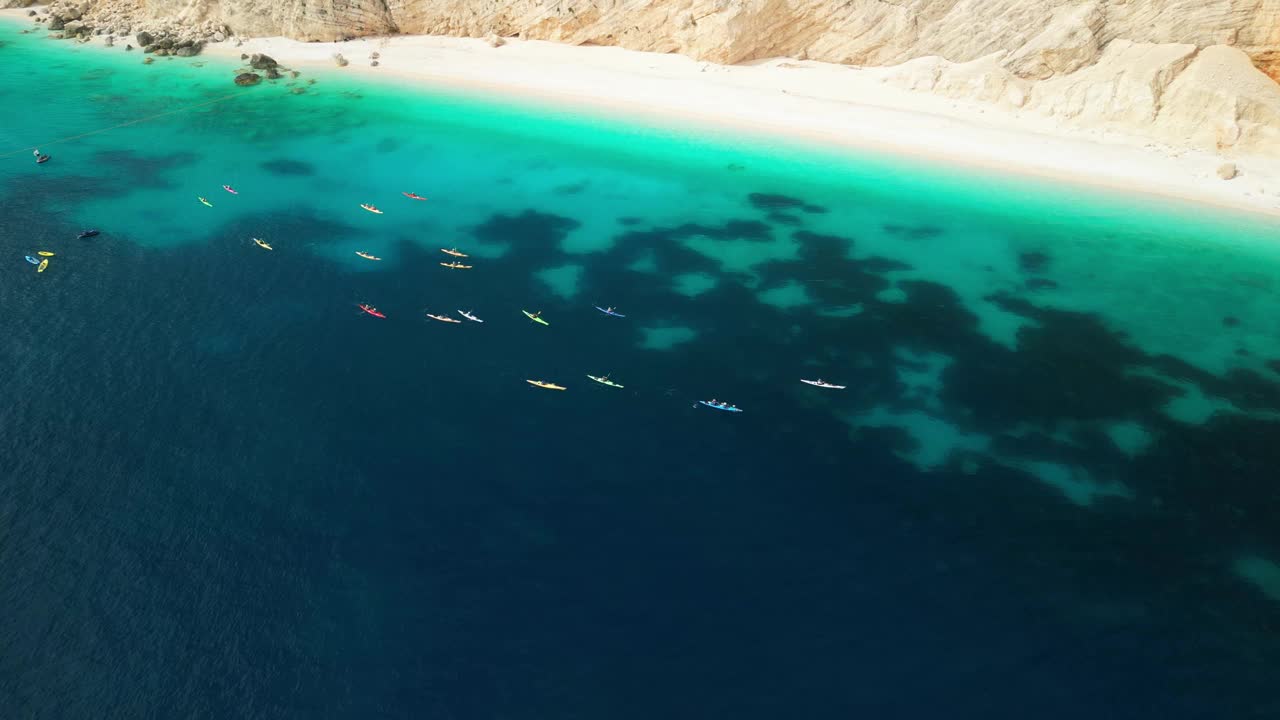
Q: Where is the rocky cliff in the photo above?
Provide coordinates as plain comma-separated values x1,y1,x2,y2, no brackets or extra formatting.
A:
16,0,1280,155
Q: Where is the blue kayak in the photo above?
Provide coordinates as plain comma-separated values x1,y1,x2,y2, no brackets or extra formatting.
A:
595,306,625,318
699,400,742,413
24,255,39,265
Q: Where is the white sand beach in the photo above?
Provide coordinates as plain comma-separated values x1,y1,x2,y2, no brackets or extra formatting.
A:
6,7,1280,219
208,34,1280,219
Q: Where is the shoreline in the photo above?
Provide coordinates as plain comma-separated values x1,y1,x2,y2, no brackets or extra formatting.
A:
6,8,1280,220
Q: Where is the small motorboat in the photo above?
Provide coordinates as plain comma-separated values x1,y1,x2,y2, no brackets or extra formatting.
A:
360,203,383,214
439,261,472,269
77,230,100,239
355,251,381,261
426,313,461,324
698,400,742,413
526,380,567,391
800,379,846,390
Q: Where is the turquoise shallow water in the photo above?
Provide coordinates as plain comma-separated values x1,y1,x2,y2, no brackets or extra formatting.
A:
3,23,1280,719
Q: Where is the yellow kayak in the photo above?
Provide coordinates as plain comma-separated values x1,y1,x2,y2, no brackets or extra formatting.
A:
526,379,566,391
587,374,624,389
253,238,273,250
37,258,48,273
522,310,549,326
37,251,55,257
198,196,213,207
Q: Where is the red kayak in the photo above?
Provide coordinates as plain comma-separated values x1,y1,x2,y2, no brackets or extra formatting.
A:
402,192,427,201
357,303,386,319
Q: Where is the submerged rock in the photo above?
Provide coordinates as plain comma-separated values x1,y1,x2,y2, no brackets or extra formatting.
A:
234,72,261,86
142,56,153,64
265,67,282,80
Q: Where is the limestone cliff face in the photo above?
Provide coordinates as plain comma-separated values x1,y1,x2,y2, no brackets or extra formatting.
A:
30,0,1280,155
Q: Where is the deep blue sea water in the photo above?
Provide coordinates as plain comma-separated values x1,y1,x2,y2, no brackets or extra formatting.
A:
3,24,1280,719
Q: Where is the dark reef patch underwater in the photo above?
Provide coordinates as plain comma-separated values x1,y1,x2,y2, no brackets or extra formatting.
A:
2,22,1280,720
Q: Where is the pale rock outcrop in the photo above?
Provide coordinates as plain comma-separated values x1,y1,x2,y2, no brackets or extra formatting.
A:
876,53,1030,108
1155,44,1280,152
1028,40,1199,125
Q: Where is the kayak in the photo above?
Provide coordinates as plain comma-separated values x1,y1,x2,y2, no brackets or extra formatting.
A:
800,379,846,389
355,251,381,261
441,248,468,257
198,196,213,207
223,185,238,194
439,261,472,269
587,374,624,389
526,380,566,391
357,303,386,318
253,238,273,250
403,192,427,200
458,310,484,323
360,203,383,214
522,310,549,326
37,259,48,273
37,251,55,257
426,313,461,324
699,400,742,413
24,255,38,265
595,306,625,318
77,230,99,239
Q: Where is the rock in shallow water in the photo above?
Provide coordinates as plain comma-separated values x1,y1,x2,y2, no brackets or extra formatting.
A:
234,72,261,86
250,53,277,70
